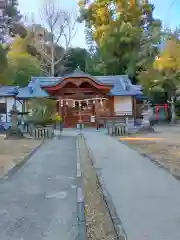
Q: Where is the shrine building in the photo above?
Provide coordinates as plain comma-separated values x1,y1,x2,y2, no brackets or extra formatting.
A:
0,67,145,128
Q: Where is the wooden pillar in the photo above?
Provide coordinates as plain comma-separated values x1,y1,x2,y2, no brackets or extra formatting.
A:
133,96,137,119
95,99,98,119
5,97,7,122
95,97,100,125
108,97,114,116
111,96,114,115
57,99,61,115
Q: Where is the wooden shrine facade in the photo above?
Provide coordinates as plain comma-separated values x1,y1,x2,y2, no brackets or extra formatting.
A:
42,76,115,127
41,73,141,127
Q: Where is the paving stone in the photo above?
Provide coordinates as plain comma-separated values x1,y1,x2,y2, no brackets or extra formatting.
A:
84,130,180,240
0,137,78,240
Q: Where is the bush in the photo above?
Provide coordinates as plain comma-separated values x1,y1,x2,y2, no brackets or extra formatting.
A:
25,99,56,127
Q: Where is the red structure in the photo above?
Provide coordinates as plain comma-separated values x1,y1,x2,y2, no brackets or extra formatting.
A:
154,104,169,121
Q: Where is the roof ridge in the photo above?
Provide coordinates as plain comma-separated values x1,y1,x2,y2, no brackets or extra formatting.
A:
31,77,63,80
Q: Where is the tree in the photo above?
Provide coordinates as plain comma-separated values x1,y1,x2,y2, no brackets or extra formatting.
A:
138,36,180,121
6,0,22,19
7,0,28,39
153,38,180,98
62,47,88,73
0,45,9,85
29,0,77,76
8,36,41,87
8,55,41,87
2,0,24,42
79,0,161,80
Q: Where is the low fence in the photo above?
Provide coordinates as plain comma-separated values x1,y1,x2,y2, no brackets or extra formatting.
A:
100,115,126,128
104,116,142,136
106,120,127,136
28,125,54,139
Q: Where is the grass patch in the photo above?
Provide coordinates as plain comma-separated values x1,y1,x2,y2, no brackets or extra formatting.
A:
78,136,118,240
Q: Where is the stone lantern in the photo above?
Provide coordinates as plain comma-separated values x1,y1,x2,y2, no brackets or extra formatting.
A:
5,104,24,139
140,100,154,132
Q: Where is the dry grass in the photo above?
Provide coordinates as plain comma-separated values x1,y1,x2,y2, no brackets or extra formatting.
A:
0,135,41,177
127,139,180,176
78,136,117,240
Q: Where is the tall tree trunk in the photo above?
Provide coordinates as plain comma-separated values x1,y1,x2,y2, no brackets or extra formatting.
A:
51,42,55,76
171,97,176,124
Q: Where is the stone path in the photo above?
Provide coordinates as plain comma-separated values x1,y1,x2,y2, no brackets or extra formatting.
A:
0,137,78,240
84,130,180,240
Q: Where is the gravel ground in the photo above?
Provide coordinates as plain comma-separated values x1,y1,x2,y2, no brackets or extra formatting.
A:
78,136,117,240
0,135,41,177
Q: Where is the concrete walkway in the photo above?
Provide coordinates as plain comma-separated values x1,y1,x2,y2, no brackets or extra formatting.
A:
84,130,180,240
0,137,78,240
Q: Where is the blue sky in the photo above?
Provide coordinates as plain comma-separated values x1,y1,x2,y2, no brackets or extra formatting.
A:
18,0,180,48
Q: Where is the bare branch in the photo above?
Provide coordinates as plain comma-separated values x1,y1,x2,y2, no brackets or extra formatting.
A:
39,0,77,75
24,0,78,76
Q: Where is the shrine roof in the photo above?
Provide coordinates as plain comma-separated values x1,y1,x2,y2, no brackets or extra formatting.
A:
0,86,19,96
13,68,142,98
16,76,141,98
95,75,141,96
16,78,51,99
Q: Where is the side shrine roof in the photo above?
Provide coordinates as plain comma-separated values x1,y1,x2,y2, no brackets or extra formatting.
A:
17,77,62,99
0,86,19,96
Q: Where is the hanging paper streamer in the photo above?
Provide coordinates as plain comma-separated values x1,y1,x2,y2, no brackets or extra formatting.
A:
86,100,88,106
66,100,68,106
73,100,75,108
100,99,103,105
61,100,63,107
93,100,95,104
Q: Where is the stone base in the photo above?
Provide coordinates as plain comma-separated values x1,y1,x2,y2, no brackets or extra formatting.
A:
139,125,155,133
0,126,6,133
5,127,24,140
175,119,180,124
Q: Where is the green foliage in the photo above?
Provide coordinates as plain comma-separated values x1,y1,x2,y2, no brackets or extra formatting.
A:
6,0,22,19
26,99,56,126
8,54,41,87
79,0,162,80
27,106,53,126
138,34,180,102
7,36,41,87
63,47,88,73
153,38,180,98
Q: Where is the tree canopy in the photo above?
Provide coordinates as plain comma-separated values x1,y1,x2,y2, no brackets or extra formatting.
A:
63,47,88,74
79,0,161,81
8,36,41,87
138,33,180,102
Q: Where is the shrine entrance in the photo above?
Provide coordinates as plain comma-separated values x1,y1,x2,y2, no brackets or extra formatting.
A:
42,75,113,127
60,95,109,127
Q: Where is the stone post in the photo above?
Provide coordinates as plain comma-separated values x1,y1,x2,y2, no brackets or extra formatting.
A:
168,97,176,124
